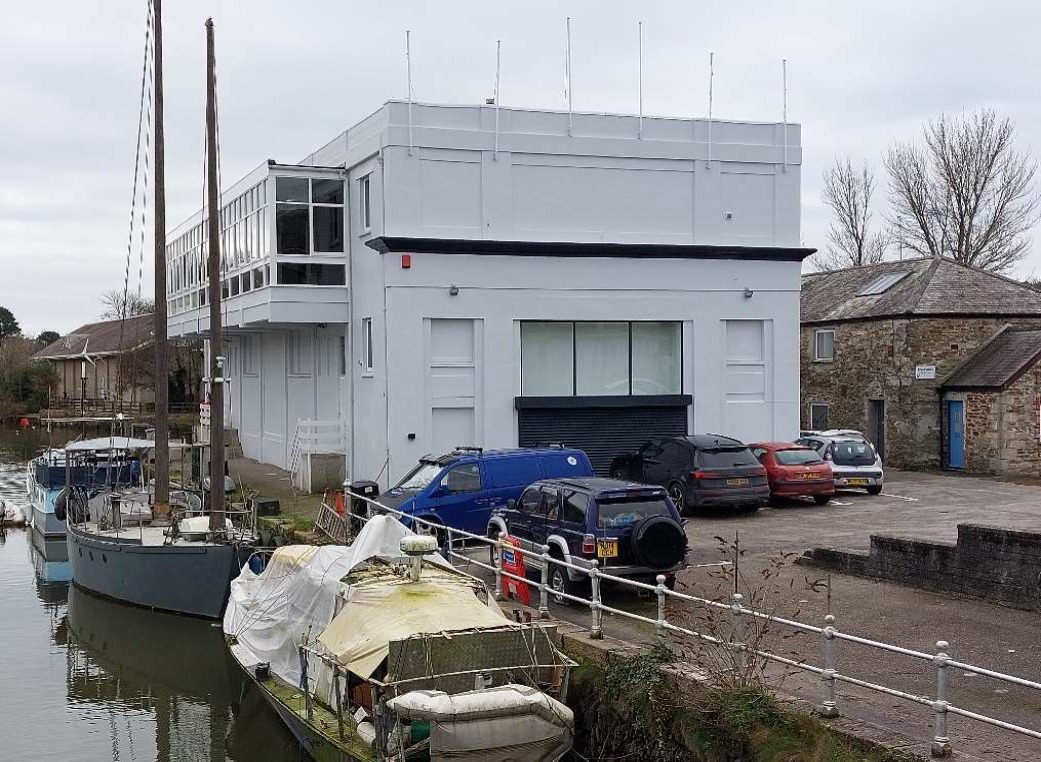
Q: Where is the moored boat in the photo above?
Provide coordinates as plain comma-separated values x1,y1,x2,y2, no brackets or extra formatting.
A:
224,515,575,761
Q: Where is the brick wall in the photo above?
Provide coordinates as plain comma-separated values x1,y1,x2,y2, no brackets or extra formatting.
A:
801,317,1041,471
800,524,1041,611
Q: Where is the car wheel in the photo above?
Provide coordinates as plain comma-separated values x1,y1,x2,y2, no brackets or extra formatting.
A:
667,482,687,514
548,557,586,606
813,495,832,505
866,486,883,495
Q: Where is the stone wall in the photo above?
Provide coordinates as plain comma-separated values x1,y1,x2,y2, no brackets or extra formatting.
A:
995,364,1041,475
799,524,1041,611
801,317,1041,471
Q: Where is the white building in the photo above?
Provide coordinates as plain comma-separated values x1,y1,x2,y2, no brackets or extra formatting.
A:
167,101,811,489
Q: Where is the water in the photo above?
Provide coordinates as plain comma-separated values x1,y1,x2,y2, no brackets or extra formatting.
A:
0,428,303,761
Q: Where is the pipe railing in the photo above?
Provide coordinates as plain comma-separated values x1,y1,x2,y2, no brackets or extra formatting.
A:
328,489,1041,757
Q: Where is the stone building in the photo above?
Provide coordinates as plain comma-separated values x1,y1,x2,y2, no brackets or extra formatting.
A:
800,257,1041,474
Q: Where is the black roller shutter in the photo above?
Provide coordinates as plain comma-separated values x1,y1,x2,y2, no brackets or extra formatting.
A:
518,405,689,475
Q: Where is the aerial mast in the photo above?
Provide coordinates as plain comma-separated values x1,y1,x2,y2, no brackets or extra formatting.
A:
205,17,225,530
152,0,170,518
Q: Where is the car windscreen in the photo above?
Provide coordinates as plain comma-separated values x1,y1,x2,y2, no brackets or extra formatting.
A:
774,449,824,466
698,447,759,468
830,441,875,465
394,461,443,491
595,497,671,529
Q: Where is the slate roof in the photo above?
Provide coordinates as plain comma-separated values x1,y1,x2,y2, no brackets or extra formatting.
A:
34,314,154,360
801,257,1041,325
942,327,1041,390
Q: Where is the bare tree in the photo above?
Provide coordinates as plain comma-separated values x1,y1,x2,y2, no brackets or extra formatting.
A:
885,109,1040,273
100,289,155,319
817,158,889,271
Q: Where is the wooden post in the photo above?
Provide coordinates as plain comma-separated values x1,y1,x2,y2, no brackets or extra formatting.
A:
152,0,170,517
205,17,225,531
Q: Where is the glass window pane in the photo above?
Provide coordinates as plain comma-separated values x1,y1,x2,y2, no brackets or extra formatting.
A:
276,204,310,254
575,322,629,396
312,178,344,205
521,322,574,396
632,322,681,395
313,206,344,252
276,176,309,203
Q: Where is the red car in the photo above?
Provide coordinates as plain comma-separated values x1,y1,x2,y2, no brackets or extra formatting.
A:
747,442,835,505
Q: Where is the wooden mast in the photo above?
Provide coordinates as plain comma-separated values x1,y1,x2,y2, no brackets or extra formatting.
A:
205,17,225,530
152,0,170,517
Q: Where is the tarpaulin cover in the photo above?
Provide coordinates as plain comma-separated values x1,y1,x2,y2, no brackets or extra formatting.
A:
223,515,444,687
387,685,574,762
317,568,511,679
64,436,154,452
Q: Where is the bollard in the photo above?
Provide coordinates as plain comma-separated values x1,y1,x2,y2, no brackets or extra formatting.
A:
820,613,839,717
730,593,747,681
588,560,603,640
538,544,551,619
494,531,505,601
932,640,953,757
654,574,668,641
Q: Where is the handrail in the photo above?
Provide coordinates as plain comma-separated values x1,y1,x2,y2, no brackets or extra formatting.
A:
335,488,1041,756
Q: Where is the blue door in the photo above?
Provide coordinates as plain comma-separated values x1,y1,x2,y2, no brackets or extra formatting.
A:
948,400,965,470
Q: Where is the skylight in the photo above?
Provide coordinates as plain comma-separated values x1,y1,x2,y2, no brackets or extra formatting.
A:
856,271,911,296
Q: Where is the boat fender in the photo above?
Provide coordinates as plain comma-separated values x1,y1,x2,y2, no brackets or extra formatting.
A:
54,488,69,522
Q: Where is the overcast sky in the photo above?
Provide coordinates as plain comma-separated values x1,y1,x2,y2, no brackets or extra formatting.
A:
3,1,1041,334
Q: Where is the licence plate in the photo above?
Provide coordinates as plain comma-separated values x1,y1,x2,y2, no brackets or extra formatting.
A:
798,472,821,480
726,477,749,487
847,478,869,486
596,539,619,558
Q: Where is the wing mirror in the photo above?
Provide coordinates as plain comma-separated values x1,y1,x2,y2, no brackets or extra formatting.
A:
506,498,516,510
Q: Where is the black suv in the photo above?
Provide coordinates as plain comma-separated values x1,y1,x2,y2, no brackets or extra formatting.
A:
487,478,688,603
609,435,769,514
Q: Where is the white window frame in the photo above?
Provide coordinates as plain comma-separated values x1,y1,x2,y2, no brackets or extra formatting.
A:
814,329,835,362
810,402,830,430
359,174,372,234
362,318,374,374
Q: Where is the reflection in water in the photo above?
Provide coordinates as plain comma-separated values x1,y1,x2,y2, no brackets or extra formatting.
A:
0,430,302,761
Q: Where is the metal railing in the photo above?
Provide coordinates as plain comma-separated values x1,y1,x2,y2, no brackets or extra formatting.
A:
321,491,1041,758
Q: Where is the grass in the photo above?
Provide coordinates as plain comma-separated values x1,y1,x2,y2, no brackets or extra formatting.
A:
570,651,917,762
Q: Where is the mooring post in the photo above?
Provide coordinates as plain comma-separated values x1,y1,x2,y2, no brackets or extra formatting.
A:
730,592,746,679
820,613,839,717
654,574,668,641
538,544,551,619
932,640,953,757
494,531,505,601
589,560,603,640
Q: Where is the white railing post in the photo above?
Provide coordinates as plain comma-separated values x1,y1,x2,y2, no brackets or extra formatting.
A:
820,613,839,717
494,531,505,601
538,544,551,619
932,640,953,757
654,574,668,641
730,592,746,680
446,526,455,566
588,560,603,640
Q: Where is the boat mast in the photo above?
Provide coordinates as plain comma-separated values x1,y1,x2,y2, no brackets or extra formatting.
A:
152,0,170,518
205,17,225,530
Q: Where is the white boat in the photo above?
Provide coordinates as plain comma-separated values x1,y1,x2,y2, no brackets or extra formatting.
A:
224,515,575,761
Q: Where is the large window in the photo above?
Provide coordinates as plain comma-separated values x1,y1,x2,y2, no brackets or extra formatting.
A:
275,176,345,256
277,263,345,286
521,321,682,397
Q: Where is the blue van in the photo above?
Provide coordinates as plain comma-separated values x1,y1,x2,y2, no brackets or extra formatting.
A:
375,447,594,535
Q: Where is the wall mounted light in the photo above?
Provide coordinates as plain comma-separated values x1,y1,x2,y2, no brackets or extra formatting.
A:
743,287,754,299
448,285,459,296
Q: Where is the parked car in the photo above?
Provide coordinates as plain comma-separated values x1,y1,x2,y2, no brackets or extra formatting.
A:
747,442,835,505
608,435,769,514
487,478,688,602
796,431,884,494
374,446,595,534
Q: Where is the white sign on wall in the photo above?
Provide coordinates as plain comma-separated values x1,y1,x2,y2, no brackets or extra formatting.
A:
915,364,937,380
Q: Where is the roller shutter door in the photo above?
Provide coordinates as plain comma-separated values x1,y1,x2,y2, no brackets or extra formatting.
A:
518,406,689,475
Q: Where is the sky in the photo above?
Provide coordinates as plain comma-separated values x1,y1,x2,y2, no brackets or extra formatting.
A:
3,0,1041,335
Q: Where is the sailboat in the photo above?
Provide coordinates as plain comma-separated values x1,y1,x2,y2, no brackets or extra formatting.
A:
65,1,254,620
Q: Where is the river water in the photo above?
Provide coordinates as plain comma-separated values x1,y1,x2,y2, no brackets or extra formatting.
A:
0,428,302,761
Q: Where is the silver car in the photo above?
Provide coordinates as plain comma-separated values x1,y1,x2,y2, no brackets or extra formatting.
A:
796,430,884,494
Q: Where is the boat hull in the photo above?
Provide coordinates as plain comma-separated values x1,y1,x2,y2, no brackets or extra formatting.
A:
32,500,66,538
66,524,247,619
